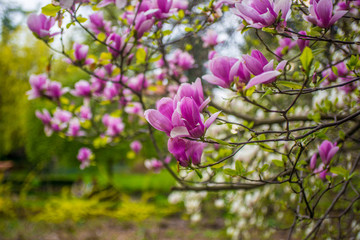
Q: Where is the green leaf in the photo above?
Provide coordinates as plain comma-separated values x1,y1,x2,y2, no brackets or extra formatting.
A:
223,168,238,177
185,27,194,32
330,166,348,178
210,161,226,169
277,81,303,89
300,47,313,73
77,16,87,23
235,161,244,173
178,9,185,19
272,160,284,167
194,169,203,179
41,4,61,17
97,32,106,42
149,54,162,63
260,164,269,173
136,48,147,64
162,30,172,36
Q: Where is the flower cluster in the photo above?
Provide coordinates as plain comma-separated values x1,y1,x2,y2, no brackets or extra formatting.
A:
145,79,220,166
203,50,286,89
27,74,68,100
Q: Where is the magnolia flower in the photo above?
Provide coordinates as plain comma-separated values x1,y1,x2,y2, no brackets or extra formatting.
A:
97,0,126,8
274,38,296,60
304,0,347,28
202,56,238,88
144,156,171,172
243,50,287,89
71,80,92,97
53,108,72,123
71,43,94,65
130,141,142,154
232,0,291,29
88,12,111,35
36,109,52,125
202,29,221,48
297,31,310,52
46,81,68,99
168,138,205,166
319,140,339,165
128,74,148,92
27,74,49,99
134,12,154,38
77,147,93,169
102,114,124,136
170,49,195,70
79,106,92,120
67,118,85,137
27,13,59,39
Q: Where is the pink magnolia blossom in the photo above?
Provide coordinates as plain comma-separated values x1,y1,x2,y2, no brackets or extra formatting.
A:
77,147,93,169
97,0,126,8
168,138,205,166
27,13,59,39
36,109,52,125
130,141,142,154
202,29,221,48
27,74,49,99
304,0,347,28
297,31,310,52
102,114,124,136
79,106,92,120
67,118,85,137
203,56,251,88
128,74,148,92
144,156,171,172
88,12,111,35
71,80,92,97
274,38,296,60
319,140,339,165
134,12,154,38
243,50,287,89
53,108,72,123
46,81,68,99
170,49,195,70
231,0,291,29
72,43,94,65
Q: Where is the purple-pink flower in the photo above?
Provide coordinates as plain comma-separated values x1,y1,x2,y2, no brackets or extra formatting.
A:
77,147,93,169
134,12,154,38
130,141,142,154
242,50,286,89
319,140,339,165
102,114,124,136
72,43,94,65
71,80,92,97
297,31,310,52
88,12,111,35
231,0,291,29
202,29,221,48
304,0,347,28
168,138,205,166
27,13,59,39
27,74,49,99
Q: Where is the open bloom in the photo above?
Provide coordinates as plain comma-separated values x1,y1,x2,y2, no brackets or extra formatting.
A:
231,0,291,29
77,147,93,169
46,81,68,99
71,80,92,97
67,118,85,137
202,29,221,48
88,12,111,35
304,0,347,28
71,43,94,65
27,74,49,99
202,56,241,88
27,13,59,39
243,50,287,89
102,114,124,136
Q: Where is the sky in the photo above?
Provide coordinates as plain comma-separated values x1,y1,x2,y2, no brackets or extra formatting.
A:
11,0,44,11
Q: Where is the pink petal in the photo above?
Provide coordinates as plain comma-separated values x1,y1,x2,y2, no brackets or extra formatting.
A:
204,111,221,129
245,71,281,89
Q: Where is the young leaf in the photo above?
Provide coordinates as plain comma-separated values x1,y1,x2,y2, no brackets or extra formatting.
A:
300,47,313,73
41,4,61,17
